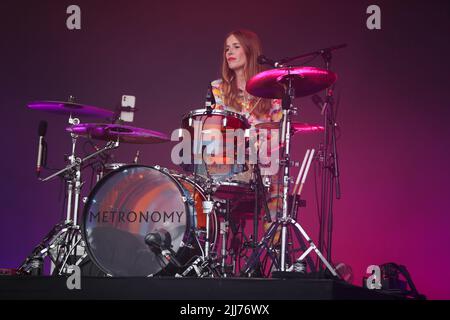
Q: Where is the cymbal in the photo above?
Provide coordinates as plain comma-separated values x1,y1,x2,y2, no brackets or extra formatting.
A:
28,101,114,119
66,123,170,144
246,67,336,99
255,122,324,134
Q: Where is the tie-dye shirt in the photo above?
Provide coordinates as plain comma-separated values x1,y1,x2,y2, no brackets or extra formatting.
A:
211,79,282,126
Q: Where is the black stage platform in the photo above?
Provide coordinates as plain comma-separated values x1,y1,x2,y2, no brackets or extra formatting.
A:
0,276,406,300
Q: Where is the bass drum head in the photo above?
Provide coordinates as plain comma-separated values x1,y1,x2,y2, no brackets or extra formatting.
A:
82,165,194,276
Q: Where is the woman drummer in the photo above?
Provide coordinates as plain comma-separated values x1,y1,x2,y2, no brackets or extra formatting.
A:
211,29,283,241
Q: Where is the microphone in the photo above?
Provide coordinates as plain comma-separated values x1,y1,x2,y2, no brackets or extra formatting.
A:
145,229,172,252
205,84,215,112
257,55,284,68
145,230,182,267
36,120,48,177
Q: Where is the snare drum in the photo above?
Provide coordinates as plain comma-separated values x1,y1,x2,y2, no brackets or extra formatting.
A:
180,109,250,182
82,165,216,276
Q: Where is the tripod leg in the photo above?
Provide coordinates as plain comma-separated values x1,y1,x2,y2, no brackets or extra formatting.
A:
291,219,338,277
57,230,84,275
290,225,317,272
241,221,279,275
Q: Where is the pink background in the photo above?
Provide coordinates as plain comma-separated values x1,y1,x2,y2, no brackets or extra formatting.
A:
1,0,449,299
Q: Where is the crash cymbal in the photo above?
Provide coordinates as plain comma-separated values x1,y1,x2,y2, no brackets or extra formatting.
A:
66,123,170,144
255,122,324,134
246,67,336,99
28,101,114,119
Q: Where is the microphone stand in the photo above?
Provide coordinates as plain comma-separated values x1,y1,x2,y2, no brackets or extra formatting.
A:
274,44,347,67
317,50,342,270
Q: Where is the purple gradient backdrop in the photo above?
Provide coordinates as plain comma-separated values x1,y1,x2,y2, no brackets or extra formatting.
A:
1,0,449,298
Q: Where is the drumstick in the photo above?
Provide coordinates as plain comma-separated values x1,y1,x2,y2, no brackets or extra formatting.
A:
297,149,315,197
292,149,310,195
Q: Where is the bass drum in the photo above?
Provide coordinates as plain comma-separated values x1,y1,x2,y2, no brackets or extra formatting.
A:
82,165,216,276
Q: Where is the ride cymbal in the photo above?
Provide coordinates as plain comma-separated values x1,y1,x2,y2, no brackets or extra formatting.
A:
246,67,336,99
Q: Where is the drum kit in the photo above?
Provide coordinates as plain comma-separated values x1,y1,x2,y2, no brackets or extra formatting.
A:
18,51,343,279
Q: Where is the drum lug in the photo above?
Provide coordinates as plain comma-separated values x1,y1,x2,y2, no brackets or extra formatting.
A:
154,165,161,170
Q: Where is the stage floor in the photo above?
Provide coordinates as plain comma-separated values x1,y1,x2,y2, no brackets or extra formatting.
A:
0,276,406,300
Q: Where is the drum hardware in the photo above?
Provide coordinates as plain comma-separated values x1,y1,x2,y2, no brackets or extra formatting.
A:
20,97,114,274
213,180,254,200
203,195,214,259
180,180,223,278
219,200,231,276
18,221,85,275
33,140,119,275
195,161,272,276
215,198,251,277
312,48,342,270
21,98,121,275
250,163,272,257
178,178,224,278
245,64,339,277
240,149,320,276
256,44,347,74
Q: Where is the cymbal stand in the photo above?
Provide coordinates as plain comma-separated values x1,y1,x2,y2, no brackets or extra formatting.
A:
18,117,119,275
242,69,338,277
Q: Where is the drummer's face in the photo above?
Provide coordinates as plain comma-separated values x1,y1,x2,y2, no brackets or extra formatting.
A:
225,35,246,72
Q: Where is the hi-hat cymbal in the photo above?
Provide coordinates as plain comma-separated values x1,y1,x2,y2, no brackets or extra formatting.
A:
66,123,170,144
255,122,324,134
28,101,114,119
246,67,336,99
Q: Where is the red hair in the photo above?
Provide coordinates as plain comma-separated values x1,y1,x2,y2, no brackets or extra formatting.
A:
221,29,271,116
